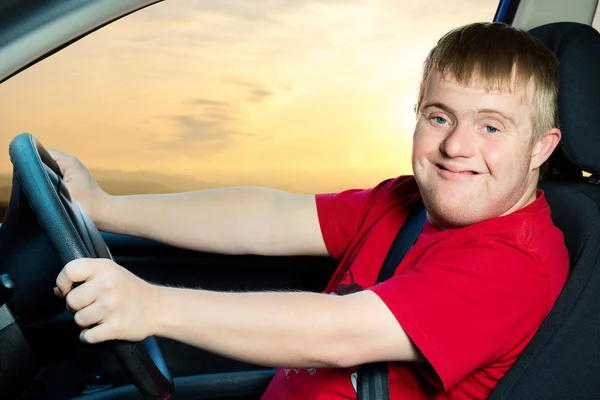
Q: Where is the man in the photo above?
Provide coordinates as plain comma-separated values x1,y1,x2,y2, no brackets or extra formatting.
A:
51,22,569,399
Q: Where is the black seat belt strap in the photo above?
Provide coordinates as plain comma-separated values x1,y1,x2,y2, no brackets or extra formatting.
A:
356,203,427,400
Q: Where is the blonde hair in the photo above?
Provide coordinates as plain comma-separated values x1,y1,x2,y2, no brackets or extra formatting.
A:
416,22,559,142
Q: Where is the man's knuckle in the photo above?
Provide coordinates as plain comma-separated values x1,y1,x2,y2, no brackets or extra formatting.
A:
64,262,77,279
103,295,117,311
74,311,84,326
65,293,77,309
84,330,95,343
103,278,115,292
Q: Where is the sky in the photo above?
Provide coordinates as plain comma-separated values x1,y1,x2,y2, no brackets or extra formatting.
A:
0,0,499,194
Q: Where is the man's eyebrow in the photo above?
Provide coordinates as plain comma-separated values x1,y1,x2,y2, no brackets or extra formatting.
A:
420,102,457,115
476,108,517,126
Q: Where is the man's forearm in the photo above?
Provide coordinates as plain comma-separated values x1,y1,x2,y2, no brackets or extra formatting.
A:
93,187,324,256
151,287,369,369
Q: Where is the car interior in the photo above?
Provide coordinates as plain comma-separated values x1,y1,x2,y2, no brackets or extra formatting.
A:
1,0,600,399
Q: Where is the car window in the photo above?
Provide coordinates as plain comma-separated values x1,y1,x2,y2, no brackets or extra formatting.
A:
0,0,498,221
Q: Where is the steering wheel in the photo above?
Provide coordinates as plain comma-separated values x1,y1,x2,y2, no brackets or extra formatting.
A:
7,133,173,399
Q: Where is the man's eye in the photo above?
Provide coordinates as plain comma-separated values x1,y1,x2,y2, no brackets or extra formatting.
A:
433,116,447,125
485,126,499,134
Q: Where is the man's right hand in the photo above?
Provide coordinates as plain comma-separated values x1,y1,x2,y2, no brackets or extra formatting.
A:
46,149,109,222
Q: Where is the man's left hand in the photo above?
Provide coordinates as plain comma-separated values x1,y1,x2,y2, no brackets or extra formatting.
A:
55,258,158,344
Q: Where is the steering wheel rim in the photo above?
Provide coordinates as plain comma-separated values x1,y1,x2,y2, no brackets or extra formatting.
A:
8,133,173,400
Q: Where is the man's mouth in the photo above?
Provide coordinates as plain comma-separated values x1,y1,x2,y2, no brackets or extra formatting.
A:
435,164,480,175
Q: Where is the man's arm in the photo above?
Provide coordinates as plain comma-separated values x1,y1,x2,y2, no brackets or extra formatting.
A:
97,188,328,256
48,149,329,257
151,287,424,368
57,258,423,368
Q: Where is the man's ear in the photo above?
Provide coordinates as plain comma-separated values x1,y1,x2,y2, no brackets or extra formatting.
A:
530,128,561,170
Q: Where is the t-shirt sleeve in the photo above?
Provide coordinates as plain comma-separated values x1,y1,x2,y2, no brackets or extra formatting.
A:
370,239,551,391
315,177,411,260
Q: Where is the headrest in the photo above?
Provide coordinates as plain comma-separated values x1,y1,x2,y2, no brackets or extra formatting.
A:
529,22,600,176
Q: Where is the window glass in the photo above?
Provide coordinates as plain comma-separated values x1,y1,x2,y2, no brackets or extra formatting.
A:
0,0,499,220
593,2,600,31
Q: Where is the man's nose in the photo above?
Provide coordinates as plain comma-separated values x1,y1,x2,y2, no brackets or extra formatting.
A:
439,123,477,158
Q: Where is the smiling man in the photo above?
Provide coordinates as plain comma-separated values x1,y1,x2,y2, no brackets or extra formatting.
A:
52,22,569,399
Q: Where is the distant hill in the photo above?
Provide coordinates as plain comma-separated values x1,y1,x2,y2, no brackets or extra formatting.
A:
0,169,205,220
91,169,210,193
0,186,12,203
0,169,210,204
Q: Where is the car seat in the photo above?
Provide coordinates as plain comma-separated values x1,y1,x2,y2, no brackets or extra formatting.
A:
489,22,600,400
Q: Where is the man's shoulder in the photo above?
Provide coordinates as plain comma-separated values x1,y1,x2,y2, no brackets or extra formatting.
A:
314,175,421,261
505,192,569,297
316,175,420,221
364,175,421,211
458,191,558,244
375,175,420,197
360,175,423,224
440,193,568,295
419,192,566,273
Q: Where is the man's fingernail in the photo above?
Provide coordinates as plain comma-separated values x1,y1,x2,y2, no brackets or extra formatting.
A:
53,287,62,297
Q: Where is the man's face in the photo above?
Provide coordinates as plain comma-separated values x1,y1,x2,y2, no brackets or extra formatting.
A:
412,69,543,227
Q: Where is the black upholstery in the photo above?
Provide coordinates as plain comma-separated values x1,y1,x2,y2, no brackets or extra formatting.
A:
535,23,600,177
489,22,600,399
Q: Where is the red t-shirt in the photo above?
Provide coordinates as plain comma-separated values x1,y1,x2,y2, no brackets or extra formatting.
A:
262,176,569,399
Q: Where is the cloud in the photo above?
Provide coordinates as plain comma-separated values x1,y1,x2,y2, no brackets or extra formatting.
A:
204,112,236,122
221,80,261,88
154,86,272,154
222,80,274,101
161,114,244,150
249,88,273,101
184,98,231,106
182,98,237,122
154,92,249,154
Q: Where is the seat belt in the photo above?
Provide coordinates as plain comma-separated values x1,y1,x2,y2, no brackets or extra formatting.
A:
356,203,427,400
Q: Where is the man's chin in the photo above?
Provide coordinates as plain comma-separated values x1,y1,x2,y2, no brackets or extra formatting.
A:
425,199,490,228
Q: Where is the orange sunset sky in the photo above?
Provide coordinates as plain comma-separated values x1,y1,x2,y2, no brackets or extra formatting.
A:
0,0,498,195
